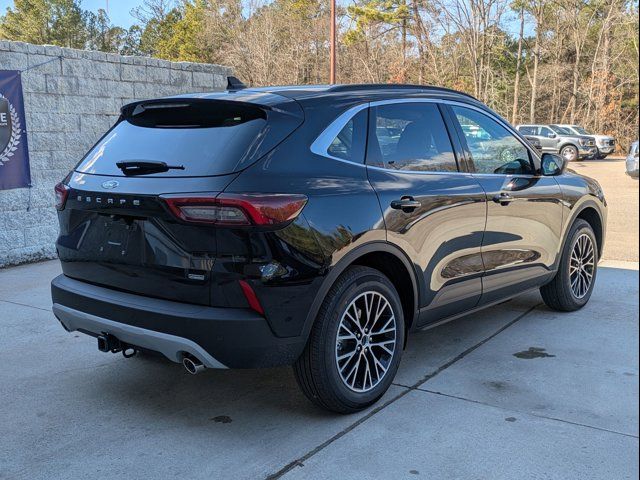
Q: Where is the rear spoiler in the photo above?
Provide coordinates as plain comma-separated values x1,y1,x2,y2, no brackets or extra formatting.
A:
119,80,304,123
120,97,270,120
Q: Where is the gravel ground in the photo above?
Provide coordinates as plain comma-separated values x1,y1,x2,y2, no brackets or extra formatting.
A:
570,157,639,262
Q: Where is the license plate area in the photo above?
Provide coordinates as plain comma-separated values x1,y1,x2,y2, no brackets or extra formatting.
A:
97,216,142,261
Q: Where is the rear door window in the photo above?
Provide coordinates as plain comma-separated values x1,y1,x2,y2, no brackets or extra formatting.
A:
366,102,458,173
550,125,573,135
539,126,555,137
518,126,537,135
75,100,302,177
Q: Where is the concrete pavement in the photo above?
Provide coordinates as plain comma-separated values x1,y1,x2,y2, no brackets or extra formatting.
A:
0,259,637,480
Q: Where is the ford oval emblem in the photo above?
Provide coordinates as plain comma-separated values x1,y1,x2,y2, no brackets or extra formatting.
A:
102,180,119,189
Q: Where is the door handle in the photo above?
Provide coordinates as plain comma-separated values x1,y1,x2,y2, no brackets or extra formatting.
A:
492,193,514,206
390,196,421,212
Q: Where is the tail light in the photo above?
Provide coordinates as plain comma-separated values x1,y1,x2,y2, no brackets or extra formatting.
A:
162,193,308,226
54,183,70,210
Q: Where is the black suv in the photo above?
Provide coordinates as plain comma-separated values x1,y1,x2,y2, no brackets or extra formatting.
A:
52,83,607,413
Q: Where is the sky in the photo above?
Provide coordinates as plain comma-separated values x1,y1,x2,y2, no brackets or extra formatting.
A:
0,0,145,28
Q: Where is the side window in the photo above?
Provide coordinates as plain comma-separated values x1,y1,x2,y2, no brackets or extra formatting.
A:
519,126,536,135
452,106,533,175
366,102,458,173
326,109,367,163
539,126,554,137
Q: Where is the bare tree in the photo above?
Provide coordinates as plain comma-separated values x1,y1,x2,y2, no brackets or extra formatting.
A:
512,5,525,123
117,0,639,150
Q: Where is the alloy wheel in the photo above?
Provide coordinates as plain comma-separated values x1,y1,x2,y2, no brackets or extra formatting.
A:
335,291,397,393
562,146,578,162
569,233,595,299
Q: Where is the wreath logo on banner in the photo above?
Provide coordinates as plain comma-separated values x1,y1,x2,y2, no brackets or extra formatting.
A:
0,93,22,167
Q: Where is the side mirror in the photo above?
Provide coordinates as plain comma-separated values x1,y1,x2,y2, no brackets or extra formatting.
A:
540,153,566,176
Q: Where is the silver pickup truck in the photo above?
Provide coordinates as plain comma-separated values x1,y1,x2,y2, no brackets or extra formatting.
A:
556,124,616,159
516,124,597,162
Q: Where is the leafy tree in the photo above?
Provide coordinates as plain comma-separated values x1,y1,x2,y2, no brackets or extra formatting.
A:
0,0,87,48
120,25,144,56
0,0,49,44
48,0,87,47
154,0,207,61
86,8,127,53
132,0,178,56
345,0,409,45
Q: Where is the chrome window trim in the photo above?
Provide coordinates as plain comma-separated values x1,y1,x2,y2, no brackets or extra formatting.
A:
309,97,540,177
309,103,369,162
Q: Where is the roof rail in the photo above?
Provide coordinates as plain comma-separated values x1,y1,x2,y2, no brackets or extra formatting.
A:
327,83,478,100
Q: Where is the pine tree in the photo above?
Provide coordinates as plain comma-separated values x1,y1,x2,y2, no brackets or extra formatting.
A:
0,0,87,48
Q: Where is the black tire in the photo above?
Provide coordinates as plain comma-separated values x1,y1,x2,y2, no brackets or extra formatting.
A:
293,266,405,413
540,219,598,311
560,144,579,162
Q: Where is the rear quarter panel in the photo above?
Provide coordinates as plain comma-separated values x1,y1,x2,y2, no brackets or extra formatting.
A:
221,96,386,338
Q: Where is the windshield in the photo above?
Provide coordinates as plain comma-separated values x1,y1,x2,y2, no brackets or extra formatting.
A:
550,125,573,135
572,125,591,135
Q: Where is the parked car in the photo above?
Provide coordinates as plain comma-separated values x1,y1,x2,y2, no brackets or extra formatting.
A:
52,82,607,413
523,135,543,152
556,124,616,159
516,124,597,161
627,141,639,178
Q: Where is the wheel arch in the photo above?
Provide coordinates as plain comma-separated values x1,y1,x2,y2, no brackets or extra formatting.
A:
302,242,420,343
559,142,579,153
559,200,606,264
575,206,604,259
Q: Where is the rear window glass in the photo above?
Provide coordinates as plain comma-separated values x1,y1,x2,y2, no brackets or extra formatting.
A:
75,100,298,177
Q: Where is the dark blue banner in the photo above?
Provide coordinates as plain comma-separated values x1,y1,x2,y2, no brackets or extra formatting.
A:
0,71,30,190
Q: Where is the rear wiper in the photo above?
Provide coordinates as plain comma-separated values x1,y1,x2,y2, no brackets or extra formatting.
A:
116,161,185,176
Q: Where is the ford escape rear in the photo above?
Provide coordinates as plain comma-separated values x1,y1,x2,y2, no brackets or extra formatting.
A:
52,83,607,413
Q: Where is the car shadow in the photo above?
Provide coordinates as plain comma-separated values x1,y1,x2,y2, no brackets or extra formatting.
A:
76,293,543,424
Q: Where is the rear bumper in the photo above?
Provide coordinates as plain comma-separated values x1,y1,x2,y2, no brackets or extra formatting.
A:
51,275,307,368
53,303,228,368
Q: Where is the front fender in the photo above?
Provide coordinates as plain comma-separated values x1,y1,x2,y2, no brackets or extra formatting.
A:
554,176,607,269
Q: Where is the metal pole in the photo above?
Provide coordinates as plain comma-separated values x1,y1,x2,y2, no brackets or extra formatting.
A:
330,0,336,84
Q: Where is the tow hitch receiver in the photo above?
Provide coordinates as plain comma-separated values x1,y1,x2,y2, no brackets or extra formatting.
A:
97,333,120,352
97,334,137,358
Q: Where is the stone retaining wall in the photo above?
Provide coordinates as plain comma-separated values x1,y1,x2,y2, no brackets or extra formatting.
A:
0,41,231,267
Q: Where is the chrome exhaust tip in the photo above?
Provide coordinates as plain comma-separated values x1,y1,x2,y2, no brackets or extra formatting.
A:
182,356,205,375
